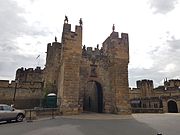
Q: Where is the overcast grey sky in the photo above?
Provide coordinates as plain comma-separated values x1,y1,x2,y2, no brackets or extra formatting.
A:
0,0,180,87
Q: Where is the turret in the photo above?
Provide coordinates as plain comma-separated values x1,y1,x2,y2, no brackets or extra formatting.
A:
101,25,131,114
137,79,154,97
43,38,62,94
61,23,82,48
102,25,129,62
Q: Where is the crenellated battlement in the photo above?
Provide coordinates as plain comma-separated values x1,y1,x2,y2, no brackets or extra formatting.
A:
46,41,62,67
133,79,180,92
103,32,129,46
16,67,42,73
47,42,62,50
82,45,106,59
62,23,82,34
16,67,43,82
137,79,154,88
102,31,129,61
62,23,82,43
136,79,154,97
82,32,129,63
164,79,180,88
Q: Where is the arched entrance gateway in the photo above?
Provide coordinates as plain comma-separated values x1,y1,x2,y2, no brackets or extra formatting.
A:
83,81,103,113
168,100,178,113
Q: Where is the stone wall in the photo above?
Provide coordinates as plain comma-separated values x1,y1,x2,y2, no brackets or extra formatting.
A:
0,80,43,109
79,31,130,114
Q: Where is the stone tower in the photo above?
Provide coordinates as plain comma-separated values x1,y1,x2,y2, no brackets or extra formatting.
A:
57,21,82,115
102,30,130,114
43,41,62,94
137,79,154,97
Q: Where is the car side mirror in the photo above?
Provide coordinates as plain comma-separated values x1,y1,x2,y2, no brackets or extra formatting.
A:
12,108,15,111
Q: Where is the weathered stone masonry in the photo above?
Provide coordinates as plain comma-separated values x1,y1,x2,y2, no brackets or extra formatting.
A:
44,20,131,115
0,19,131,115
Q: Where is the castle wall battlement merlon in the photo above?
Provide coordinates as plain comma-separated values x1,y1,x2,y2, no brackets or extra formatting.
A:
75,25,82,35
63,23,71,33
47,43,51,49
121,33,129,43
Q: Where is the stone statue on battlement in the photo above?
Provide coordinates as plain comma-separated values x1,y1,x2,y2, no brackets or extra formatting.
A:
83,45,86,51
97,44,99,50
112,24,115,32
79,18,83,26
64,15,68,24
55,36,57,42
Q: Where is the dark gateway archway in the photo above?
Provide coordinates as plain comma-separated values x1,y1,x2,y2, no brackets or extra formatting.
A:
83,81,103,113
168,100,178,113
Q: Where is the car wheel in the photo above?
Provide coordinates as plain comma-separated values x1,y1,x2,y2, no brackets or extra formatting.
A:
16,114,24,122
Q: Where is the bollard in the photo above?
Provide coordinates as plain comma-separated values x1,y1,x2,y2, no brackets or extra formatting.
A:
51,108,55,119
28,109,33,122
27,109,33,122
30,110,31,121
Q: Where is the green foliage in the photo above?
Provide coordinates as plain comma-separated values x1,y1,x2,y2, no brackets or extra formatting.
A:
43,82,57,98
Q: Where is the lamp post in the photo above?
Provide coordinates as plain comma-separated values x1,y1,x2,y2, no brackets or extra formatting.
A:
13,79,18,104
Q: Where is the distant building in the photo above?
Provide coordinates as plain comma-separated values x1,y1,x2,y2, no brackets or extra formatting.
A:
129,79,180,113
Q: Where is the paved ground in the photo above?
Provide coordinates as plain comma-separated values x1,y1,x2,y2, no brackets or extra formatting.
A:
0,113,179,135
133,113,180,135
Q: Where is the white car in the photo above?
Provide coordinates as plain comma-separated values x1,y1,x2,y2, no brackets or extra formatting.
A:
0,104,25,122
